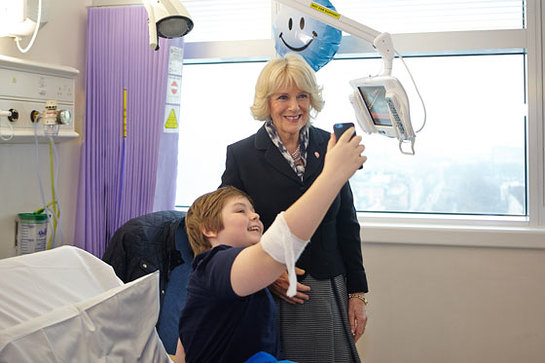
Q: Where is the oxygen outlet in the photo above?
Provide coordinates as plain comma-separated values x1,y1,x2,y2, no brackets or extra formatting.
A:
30,110,41,123
57,109,71,125
8,109,19,122
0,109,19,121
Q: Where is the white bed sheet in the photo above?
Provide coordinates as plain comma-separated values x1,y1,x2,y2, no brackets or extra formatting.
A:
0,245,170,362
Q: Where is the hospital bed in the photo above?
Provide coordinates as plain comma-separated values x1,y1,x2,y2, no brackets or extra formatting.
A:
0,245,172,362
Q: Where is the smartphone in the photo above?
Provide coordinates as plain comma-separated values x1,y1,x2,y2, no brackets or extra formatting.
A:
333,122,356,140
333,122,362,169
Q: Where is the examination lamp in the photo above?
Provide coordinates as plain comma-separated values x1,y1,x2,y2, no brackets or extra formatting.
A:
0,0,44,53
145,0,194,51
274,0,421,155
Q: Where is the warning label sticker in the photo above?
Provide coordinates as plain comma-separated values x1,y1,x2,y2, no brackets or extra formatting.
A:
163,105,180,133
166,75,182,105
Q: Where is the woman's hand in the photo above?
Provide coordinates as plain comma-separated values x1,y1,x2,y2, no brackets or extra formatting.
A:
269,268,311,304
348,295,368,342
174,338,186,363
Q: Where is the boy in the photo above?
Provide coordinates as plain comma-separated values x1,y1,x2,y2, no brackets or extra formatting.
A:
175,127,365,362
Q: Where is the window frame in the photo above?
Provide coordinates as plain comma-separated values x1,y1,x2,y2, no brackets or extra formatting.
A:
178,0,545,248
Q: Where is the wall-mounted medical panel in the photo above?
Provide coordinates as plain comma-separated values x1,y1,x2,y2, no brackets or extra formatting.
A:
0,55,79,143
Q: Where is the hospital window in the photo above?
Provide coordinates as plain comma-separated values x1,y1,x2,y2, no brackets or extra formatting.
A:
176,0,531,218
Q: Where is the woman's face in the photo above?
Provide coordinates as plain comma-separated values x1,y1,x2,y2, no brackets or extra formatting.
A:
269,84,310,140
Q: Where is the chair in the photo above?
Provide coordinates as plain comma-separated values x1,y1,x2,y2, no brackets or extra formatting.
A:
102,210,194,355
157,214,194,354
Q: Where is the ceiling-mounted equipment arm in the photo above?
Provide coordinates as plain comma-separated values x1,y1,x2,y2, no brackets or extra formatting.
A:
274,0,395,76
275,0,422,155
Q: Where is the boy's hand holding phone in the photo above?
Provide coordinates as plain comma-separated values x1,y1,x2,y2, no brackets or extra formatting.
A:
333,122,364,170
334,122,356,141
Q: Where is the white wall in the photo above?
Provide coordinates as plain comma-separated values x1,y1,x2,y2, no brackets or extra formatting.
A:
1,1,544,362
356,241,545,363
0,0,90,258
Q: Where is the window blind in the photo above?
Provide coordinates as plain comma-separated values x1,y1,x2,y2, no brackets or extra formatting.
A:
333,0,525,33
183,0,524,43
183,0,271,42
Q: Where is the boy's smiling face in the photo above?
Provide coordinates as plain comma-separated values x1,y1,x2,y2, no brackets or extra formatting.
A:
209,196,264,248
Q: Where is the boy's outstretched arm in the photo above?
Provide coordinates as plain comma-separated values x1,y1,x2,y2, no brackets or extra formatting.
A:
231,128,366,297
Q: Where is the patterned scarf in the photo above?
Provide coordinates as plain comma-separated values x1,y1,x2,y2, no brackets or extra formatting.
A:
265,121,309,181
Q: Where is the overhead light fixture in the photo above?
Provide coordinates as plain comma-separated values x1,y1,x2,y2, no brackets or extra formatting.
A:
0,0,43,53
144,0,194,51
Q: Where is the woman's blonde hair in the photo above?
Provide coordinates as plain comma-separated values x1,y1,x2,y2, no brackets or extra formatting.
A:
185,186,253,256
250,52,324,122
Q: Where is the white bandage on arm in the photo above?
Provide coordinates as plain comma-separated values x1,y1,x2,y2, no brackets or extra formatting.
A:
260,212,309,297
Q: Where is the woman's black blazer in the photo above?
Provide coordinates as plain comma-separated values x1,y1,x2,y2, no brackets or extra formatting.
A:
220,125,368,293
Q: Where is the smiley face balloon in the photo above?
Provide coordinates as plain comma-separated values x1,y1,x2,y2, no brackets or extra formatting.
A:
273,0,342,71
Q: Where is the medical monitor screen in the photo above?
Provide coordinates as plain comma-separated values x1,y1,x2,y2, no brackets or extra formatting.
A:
357,86,392,126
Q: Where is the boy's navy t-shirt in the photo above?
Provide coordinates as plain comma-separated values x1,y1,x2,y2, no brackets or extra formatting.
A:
179,245,282,363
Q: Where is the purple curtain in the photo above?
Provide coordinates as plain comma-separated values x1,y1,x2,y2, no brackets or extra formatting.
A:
74,6,181,257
